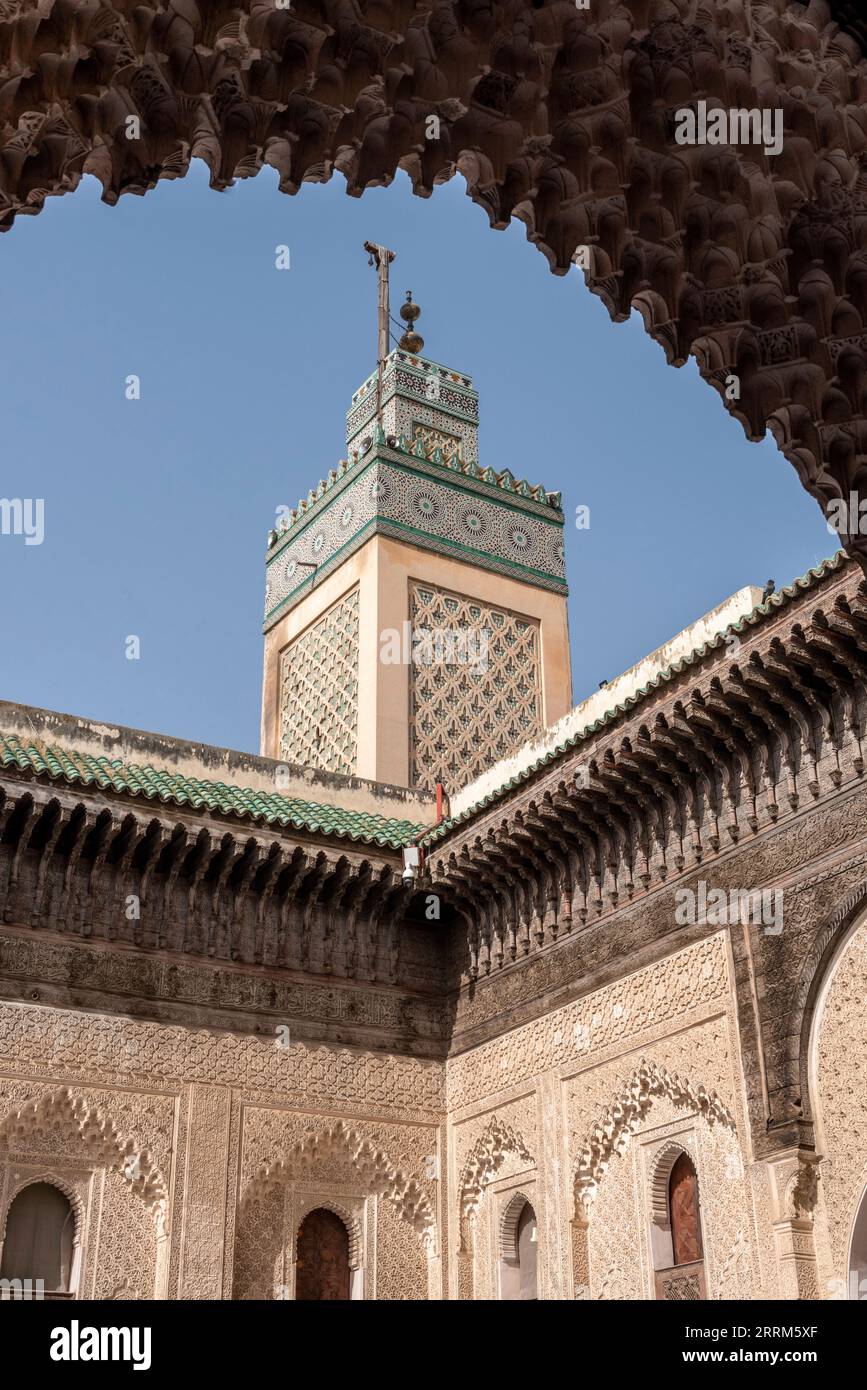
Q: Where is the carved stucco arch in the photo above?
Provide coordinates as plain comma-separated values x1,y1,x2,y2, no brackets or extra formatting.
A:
458,1117,534,1231
498,1188,535,1265
573,1059,736,1215
246,1118,436,1253
0,1087,169,1234
0,1170,86,1252
456,1116,534,1299
645,1136,711,1278
2,3,867,565
799,890,867,1292
292,1197,364,1271
795,880,867,1130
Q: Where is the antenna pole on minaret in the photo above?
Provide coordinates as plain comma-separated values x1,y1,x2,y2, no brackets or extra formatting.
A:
364,241,395,428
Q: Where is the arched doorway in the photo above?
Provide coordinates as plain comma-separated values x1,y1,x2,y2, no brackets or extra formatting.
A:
295,1208,351,1301
499,1196,539,1300
849,1187,867,1299
0,1182,75,1296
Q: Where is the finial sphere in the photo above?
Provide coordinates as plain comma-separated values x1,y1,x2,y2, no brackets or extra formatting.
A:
398,330,425,353
400,290,421,324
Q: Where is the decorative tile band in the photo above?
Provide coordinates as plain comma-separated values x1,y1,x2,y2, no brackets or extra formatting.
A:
347,374,479,463
264,456,567,630
347,352,478,456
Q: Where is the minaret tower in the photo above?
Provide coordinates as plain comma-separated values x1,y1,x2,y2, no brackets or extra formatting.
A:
261,246,572,793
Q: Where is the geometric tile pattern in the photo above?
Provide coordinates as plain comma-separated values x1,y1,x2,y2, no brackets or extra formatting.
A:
265,346,566,630
264,458,566,630
409,581,542,792
280,588,360,775
347,351,479,462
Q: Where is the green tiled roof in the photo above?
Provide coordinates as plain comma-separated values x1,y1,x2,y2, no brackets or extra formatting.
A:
0,736,422,850
422,552,851,846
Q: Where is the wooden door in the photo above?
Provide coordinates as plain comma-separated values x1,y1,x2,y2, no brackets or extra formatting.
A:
295,1209,351,1301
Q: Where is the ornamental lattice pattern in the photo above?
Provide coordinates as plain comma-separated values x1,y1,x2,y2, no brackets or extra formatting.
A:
656,1266,704,1300
279,588,359,775
409,581,542,791
412,422,461,462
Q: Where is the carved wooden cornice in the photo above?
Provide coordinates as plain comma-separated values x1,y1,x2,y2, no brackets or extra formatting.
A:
0,773,417,988
2,3,867,563
427,560,867,978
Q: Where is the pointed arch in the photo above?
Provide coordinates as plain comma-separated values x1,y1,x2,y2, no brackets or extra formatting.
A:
0,1171,85,1251
798,880,867,1126
456,1118,535,1300
648,1140,694,1229
246,1119,435,1251
572,1060,735,1214
499,1189,535,1264
0,1178,77,1294
293,1197,363,1270
807,894,867,1289
847,1180,867,1300
458,1118,534,1225
295,1206,353,1301
0,1087,168,1232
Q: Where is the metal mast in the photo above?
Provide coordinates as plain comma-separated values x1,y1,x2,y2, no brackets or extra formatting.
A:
363,241,395,428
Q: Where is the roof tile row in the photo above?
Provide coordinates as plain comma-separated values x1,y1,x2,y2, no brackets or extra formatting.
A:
0,737,422,850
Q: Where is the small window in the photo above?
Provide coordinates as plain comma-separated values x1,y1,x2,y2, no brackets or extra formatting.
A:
499,1197,539,1300
515,1202,538,1300
669,1153,703,1266
0,1183,74,1293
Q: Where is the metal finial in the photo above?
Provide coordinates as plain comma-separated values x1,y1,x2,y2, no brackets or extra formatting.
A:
398,290,424,353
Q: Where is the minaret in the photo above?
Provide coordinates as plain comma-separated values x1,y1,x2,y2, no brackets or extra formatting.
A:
260,246,572,793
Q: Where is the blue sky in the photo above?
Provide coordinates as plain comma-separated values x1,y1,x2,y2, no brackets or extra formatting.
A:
0,161,833,756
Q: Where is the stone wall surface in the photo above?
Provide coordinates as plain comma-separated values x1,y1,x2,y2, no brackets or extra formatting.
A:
1,907,863,1299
